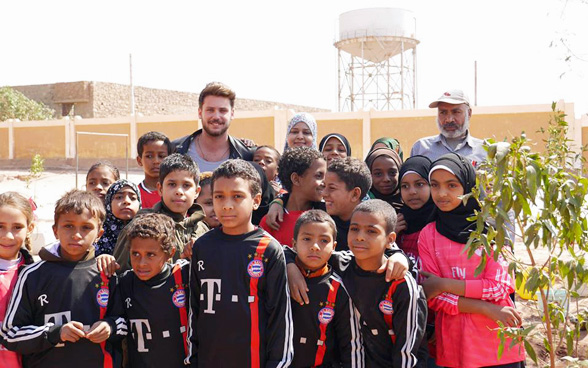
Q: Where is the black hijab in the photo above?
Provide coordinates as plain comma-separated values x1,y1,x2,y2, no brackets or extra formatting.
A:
249,161,276,225
399,155,435,234
319,133,352,157
365,147,403,210
429,153,482,244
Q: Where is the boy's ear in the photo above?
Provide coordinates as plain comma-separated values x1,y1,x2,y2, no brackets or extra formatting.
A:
292,239,297,252
136,155,143,167
252,192,262,210
28,222,35,235
168,246,177,260
97,227,105,241
194,185,202,199
351,187,362,202
387,231,397,246
291,172,300,187
157,182,163,196
52,224,57,239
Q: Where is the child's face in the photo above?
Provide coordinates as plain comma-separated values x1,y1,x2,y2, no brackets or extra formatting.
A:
323,171,358,220
400,173,431,210
213,176,261,235
86,166,117,202
348,211,396,270
111,186,140,221
0,205,34,260
295,158,326,202
322,137,348,163
137,140,169,180
253,147,279,181
287,122,314,148
293,222,335,270
130,237,173,281
430,169,464,212
196,184,220,228
52,209,104,262
157,170,200,217
371,156,399,195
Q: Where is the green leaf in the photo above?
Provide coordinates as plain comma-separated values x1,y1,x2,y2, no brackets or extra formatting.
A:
524,340,537,364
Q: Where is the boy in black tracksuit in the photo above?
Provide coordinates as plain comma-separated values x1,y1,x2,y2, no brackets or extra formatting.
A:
290,210,364,368
0,190,126,368
187,160,293,367
287,200,428,368
118,213,190,367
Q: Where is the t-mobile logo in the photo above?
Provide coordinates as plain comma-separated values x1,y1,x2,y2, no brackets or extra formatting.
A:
200,279,221,314
130,319,152,352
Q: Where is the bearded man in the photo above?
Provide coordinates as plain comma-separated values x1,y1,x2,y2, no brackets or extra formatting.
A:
410,90,486,167
172,81,255,171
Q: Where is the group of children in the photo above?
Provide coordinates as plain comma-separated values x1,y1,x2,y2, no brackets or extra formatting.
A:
0,125,525,367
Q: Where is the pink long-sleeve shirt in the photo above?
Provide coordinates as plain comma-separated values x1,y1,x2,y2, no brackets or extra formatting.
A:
418,222,525,367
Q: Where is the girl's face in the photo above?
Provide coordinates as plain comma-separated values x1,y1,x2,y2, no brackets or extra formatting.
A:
111,186,140,221
253,147,279,181
322,137,348,163
430,169,464,212
87,166,117,202
196,184,220,228
287,122,314,148
371,156,399,195
0,205,34,260
400,173,431,210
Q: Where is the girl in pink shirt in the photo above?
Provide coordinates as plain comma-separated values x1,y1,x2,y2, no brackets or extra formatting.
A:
0,192,36,368
418,153,525,367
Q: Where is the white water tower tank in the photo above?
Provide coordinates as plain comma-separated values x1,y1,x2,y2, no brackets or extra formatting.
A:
335,8,419,111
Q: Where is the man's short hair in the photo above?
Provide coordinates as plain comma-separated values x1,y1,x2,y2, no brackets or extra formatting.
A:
327,157,372,198
211,159,261,196
137,131,172,157
54,189,106,227
293,209,337,241
159,153,200,186
125,213,175,256
199,82,236,109
278,147,324,193
352,199,397,234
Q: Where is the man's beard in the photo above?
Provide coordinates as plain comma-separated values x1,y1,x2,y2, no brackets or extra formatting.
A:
202,119,229,137
437,113,470,139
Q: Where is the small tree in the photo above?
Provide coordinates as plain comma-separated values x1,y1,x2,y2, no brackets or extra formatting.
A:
467,104,588,367
0,86,55,121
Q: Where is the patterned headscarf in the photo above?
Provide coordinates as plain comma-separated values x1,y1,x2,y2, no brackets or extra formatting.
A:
95,179,141,256
283,113,318,151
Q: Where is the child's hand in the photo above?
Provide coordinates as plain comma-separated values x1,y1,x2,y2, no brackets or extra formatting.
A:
270,181,281,194
395,213,407,234
86,321,112,343
60,321,86,343
96,255,120,277
239,138,256,148
484,304,523,327
265,202,284,231
420,271,446,299
378,252,408,281
287,263,309,305
181,239,194,260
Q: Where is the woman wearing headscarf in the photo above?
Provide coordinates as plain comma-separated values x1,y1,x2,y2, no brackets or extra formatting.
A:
283,113,318,151
370,137,404,160
364,147,404,210
318,133,351,163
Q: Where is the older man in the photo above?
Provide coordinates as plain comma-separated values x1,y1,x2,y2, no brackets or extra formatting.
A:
172,81,254,172
410,90,486,166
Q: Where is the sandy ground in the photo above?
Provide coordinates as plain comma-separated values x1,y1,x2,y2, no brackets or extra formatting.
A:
1,169,587,365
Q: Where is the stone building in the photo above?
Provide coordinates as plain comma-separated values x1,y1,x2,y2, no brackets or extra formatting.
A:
11,81,329,119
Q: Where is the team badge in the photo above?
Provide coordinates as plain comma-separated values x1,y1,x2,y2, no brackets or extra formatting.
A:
318,307,335,324
379,300,393,315
172,289,186,308
247,259,264,278
96,289,109,307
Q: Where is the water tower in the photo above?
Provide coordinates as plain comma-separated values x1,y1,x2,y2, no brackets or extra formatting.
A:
334,8,419,111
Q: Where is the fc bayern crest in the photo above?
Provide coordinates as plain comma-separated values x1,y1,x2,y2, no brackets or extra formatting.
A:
318,307,335,325
172,289,186,308
247,259,264,278
96,289,109,307
379,300,393,315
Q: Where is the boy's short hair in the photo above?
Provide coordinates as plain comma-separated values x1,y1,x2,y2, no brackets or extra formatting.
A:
211,159,261,196
159,153,200,185
199,81,236,109
86,161,120,182
137,131,172,156
352,199,397,234
54,189,106,227
328,157,372,198
125,213,175,255
255,145,281,162
199,171,213,189
278,147,323,193
293,209,337,241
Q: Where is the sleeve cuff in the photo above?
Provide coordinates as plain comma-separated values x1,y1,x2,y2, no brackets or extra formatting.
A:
47,324,62,345
465,280,483,298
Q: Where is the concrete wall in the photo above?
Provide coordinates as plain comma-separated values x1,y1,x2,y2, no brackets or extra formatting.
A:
1,102,583,167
